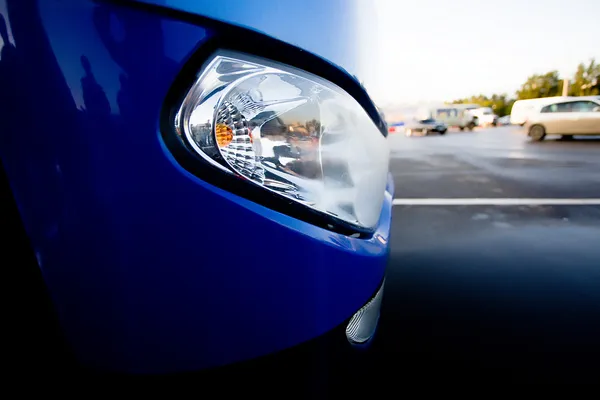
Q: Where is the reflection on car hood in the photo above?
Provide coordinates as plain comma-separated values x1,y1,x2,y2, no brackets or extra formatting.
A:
129,0,364,79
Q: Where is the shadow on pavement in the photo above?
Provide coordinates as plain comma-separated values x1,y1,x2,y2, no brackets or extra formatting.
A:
372,206,600,384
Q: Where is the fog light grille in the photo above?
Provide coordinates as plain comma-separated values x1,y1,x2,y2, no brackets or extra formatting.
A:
345,280,385,344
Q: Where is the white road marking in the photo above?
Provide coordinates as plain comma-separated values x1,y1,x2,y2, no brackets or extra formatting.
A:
392,198,600,206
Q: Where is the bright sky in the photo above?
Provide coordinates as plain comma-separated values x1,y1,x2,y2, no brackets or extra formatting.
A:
359,0,600,106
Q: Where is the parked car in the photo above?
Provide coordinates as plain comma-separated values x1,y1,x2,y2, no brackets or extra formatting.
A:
422,105,478,131
469,107,498,127
510,96,600,126
510,97,564,126
526,99,600,141
405,118,448,136
0,0,393,388
497,115,511,126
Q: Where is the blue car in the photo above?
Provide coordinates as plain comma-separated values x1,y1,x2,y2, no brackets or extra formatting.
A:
1,0,392,388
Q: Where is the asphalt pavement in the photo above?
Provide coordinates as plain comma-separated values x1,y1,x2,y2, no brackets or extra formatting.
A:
375,126,600,384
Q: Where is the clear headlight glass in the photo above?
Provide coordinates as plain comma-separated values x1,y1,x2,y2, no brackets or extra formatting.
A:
176,52,389,230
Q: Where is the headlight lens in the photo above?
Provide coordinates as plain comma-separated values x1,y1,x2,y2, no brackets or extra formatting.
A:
176,52,389,230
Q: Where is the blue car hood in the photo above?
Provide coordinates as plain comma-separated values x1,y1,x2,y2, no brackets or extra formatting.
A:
128,0,364,79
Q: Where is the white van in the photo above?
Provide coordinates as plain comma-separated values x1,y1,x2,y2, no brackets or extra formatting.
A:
419,104,479,131
469,107,498,127
511,97,568,126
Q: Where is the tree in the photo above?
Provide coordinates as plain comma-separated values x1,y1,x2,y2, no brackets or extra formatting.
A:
569,59,600,96
451,94,515,117
515,71,562,100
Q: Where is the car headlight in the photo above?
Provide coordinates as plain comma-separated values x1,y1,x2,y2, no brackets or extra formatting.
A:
175,51,389,230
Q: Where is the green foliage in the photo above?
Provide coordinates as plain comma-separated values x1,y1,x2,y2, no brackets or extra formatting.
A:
452,94,515,117
451,58,599,116
516,70,562,99
569,59,600,96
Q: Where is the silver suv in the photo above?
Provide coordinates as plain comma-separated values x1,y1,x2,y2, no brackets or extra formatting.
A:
526,99,600,141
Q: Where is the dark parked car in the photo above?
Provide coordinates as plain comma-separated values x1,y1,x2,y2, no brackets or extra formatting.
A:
405,118,448,136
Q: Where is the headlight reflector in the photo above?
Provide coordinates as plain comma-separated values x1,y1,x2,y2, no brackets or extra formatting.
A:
176,52,389,230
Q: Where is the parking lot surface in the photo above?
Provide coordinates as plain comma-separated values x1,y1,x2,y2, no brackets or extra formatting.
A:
376,126,600,383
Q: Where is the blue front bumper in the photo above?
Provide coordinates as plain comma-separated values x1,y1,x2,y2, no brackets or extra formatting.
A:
0,0,392,374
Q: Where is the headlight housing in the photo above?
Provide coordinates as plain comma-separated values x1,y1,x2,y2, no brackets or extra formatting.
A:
175,52,389,231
